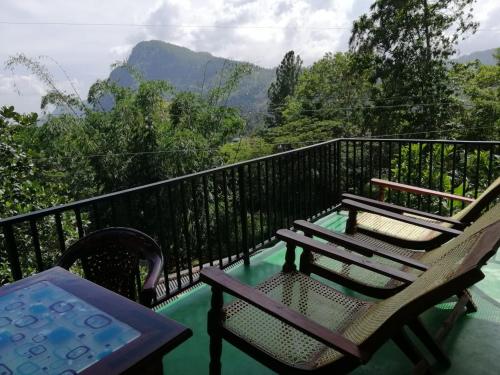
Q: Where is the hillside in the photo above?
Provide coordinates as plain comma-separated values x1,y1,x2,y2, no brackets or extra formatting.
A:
455,48,498,65
108,41,275,124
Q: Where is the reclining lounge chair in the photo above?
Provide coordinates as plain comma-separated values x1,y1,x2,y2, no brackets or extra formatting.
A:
200,212,500,374
342,177,500,249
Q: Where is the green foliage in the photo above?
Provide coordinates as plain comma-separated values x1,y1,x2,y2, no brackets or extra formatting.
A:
0,106,74,283
449,61,500,140
267,51,303,127
5,56,250,197
389,144,498,213
264,52,372,147
263,118,344,149
350,0,478,136
219,137,273,163
0,106,65,218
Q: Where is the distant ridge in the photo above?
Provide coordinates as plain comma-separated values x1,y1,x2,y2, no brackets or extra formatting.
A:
454,48,498,65
108,40,275,122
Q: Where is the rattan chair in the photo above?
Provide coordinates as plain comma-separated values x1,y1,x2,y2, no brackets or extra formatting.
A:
342,177,500,250
290,203,500,299
200,214,500,374
58,227,163,307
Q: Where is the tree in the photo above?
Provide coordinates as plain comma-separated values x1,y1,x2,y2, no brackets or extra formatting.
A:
219,137,273,163
264,52,373,147
0,106,73,282
267,51,303,127
0,106,66,219
449,59,500,140
350,0,478,136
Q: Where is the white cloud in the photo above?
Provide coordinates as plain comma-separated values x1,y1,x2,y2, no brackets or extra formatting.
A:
135,0,356,67
0,73,46,96
0,73,47,112
109,44,134,59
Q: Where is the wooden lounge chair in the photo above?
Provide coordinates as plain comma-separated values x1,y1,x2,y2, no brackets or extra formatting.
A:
200,215,500,374
291,203,500,299
342,177,500,250
58,227,163,307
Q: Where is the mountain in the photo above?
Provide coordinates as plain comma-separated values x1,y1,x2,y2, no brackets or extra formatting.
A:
108,40,275,125
454,48,498,65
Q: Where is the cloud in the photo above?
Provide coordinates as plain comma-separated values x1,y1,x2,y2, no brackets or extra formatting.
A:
109,44,135,60
0,73,46,96
0,73,47,112
454,0,500,56
136,0,360,67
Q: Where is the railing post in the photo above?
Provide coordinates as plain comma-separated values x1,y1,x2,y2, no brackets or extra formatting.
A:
238,165,249,265
2,224,22,281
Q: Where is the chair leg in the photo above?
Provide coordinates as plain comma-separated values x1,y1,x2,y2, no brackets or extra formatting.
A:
209,331,222,375
283,243,297,273
408,318,450,367
460,289,478,313
393,329,432,374
346,209,357,235
208,286,224,375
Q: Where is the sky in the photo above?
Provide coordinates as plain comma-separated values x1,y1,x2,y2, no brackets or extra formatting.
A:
1,0,499,113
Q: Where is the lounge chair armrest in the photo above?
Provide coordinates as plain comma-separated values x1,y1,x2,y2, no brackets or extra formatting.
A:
342,199,463,237
371,178,474,203
276,229,418,283
293,220,428,271
341,193,464,227
200,267,366,361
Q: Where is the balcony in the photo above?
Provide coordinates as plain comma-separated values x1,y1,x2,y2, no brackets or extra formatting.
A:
1,138,499,373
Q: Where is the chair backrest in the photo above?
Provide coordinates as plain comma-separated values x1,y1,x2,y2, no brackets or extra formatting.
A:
453,177,500,223
343,204,500,346
58,227,162,303
421,202,500,265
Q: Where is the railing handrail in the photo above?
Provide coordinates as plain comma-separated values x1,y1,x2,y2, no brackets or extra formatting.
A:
0,138,341,225
341,138,500,144
1,137,498,226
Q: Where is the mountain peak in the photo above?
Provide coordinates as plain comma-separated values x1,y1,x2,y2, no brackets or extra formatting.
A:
108,40,275,126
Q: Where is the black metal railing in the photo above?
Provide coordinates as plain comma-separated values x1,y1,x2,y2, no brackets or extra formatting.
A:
1,138,498,305
337,139,499,215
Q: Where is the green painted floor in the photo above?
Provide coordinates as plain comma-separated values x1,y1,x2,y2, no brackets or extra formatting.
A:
158,212,500,374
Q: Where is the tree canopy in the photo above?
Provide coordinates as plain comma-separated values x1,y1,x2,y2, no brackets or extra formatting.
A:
350,0,478,136
267,50,303,128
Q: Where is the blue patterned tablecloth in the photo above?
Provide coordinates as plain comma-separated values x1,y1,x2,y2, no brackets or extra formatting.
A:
0,281,141,374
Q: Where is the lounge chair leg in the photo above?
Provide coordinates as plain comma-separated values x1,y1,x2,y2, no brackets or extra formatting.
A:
461,290,478,313
346,209,357,235
393,329,431,374
408,318,450,367
283,243,297,273
208,286,224,375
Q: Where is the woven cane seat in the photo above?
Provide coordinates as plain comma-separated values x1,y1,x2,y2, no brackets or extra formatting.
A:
311,204,500,291
223,271,373,369
356,177,500,241
356,211,449,241
223,210,498,371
